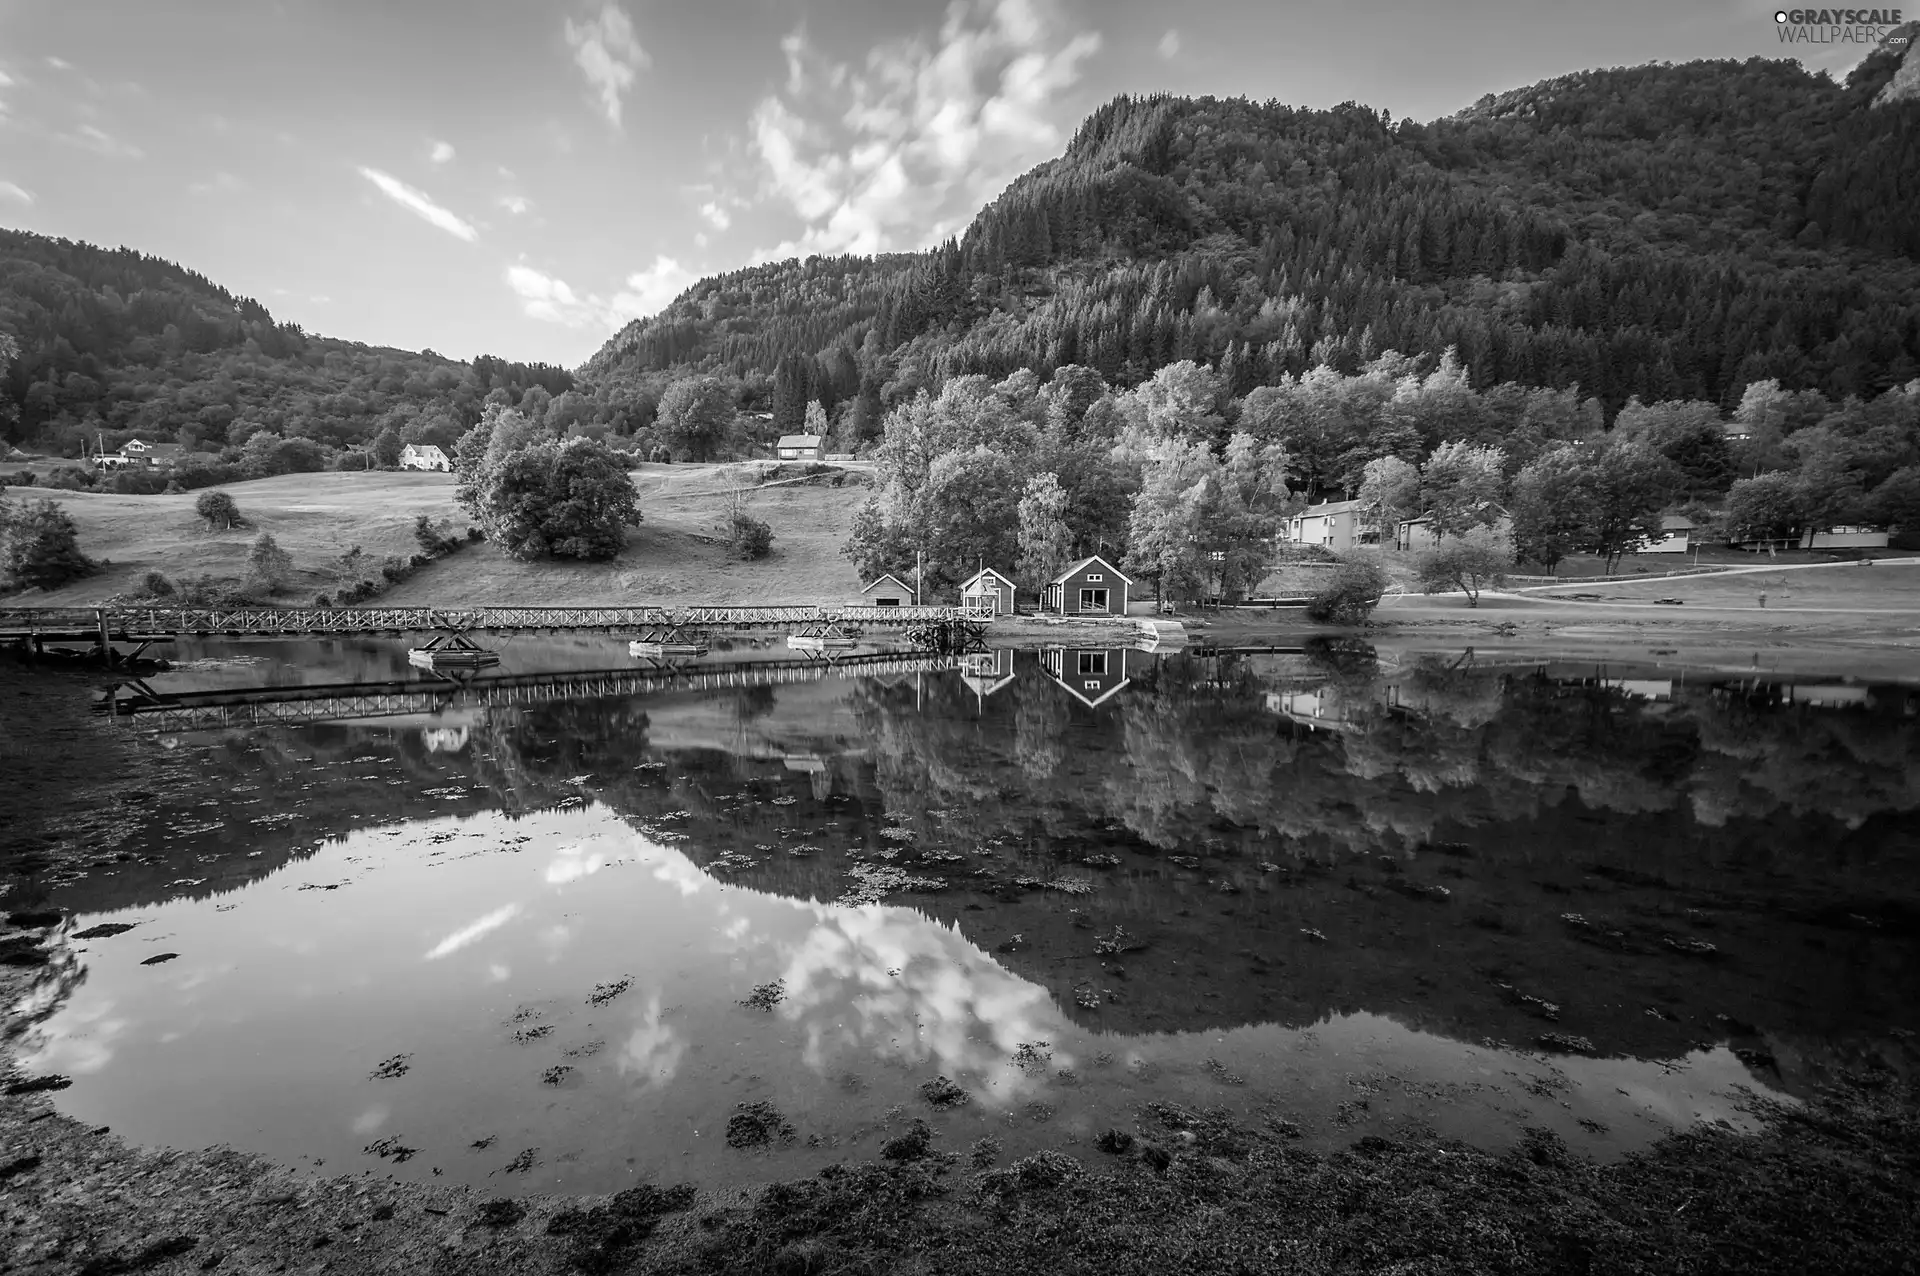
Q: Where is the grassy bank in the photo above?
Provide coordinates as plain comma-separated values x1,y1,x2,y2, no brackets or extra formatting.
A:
4,464,875,609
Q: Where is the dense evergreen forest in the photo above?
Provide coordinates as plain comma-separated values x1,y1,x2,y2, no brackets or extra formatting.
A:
588,46,1920,415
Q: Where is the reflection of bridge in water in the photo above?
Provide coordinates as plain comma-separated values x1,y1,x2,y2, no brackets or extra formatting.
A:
97,651,962,732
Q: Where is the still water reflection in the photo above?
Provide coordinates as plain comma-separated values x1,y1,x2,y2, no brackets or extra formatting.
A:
17,638,1920,1193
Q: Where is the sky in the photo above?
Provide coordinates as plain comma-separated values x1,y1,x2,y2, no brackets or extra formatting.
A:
0,0,1889,369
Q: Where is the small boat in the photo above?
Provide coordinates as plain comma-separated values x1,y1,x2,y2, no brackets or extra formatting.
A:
788,634,858,654
409,646,500,671
630,640,709,658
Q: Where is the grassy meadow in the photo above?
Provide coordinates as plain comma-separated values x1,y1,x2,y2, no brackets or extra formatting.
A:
4,463,878,608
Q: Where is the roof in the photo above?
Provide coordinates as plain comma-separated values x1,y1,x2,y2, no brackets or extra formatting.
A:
1401,503,1510,527
1661,514,1695,531
776,434,823,449
859,573,914,595
1296,498,1363,517
960,567,1017,590
1048,554,1132,586
405,443,448,455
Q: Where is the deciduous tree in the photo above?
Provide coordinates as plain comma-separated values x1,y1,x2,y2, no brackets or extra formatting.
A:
476,437,640,561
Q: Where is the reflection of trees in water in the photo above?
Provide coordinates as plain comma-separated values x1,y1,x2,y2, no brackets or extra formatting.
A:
842,655,1920,868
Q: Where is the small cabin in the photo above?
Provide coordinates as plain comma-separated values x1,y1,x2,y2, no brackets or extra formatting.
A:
959,567,1018,617
856,573,915,607
1041,646,1133,708
1287,499,1365,552
400,443,451,472
1641,514,1694,554
1042,555,1129,616
776,434,823,461
115,440,185,470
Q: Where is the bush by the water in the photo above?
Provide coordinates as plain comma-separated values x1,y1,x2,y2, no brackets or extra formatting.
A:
1306,553,1390,624
1413,528,1513,607
0,494,95,590
139,570,175,598
413,513,463,558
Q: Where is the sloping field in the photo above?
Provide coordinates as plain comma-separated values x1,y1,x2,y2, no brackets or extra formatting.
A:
6,464,875,608
1524,559,1920,612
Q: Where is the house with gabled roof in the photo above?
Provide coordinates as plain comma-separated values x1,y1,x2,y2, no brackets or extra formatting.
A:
959,648,1016,706
959,567,1018,617
776,433,823,461
400,443,451,471
1041,555,1129,616
1286,498,1366,552
854,573,915,607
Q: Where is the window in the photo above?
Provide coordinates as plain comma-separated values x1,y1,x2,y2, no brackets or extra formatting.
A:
1077,652,1108,676
1086,573,1103,581
1083,680,1102,691
1078,588,1109,612
875,597,900,607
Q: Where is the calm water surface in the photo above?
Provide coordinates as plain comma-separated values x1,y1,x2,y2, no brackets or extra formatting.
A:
16,635,1920,1193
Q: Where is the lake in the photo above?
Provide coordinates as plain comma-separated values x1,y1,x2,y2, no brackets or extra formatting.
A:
14,635,1919,1195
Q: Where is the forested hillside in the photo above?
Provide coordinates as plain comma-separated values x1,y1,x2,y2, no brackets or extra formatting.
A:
588,45,1920,416
0,231,591,456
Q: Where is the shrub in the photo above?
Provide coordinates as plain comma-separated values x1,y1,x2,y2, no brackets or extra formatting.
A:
313,593,332,608
195,490,243,530
413,513,460,558
0,496,95,590
171,462,241,492
1413,528,1514,607
379,555,410,584
246,531,293,593
1306,553,1390,625
729,510,774,560
41,467,94,491
140,570,176,598
466,526,483,543
0,472,36,487
334,451,370,472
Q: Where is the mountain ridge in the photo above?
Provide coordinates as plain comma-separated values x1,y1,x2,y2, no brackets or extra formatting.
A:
585,53,1920,413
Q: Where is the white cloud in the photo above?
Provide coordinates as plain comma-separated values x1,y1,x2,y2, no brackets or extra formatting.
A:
697,200,731,230
423,903,521,959
0,71,14,88
73,124,142,159
498,193,531,215
564,3,649,128
506,255,695,331
748,0,1102,261
0,181,32,205
187,171,243,196
45,56,72,71
1157,29,1180,59
612,255,697,317
356,166,479,242
429,139,455,164
694,231,709,248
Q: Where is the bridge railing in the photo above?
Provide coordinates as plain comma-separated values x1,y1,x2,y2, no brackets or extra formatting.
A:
0,603,967,636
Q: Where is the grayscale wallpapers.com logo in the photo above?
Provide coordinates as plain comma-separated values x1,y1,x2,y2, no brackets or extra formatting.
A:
1774,7,1909,42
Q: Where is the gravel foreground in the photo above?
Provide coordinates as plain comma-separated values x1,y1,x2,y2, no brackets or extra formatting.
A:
5,921,1917,1276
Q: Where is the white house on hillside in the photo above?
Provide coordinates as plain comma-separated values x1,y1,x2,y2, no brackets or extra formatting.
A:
776,434,823,461
400,443,451,471
1286,499,1366,552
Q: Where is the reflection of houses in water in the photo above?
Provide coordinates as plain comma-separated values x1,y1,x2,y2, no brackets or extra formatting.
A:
1787,684,1873,708
1040,646,1132,708
422,725,471,752
959,648,1016,706
1268,688,1358,732
1605,679,1673,702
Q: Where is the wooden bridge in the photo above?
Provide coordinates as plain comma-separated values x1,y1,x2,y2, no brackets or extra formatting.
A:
95,651,964,732
0,603,970,650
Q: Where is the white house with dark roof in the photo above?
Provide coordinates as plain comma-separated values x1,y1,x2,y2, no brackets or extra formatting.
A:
776,433,823,461
1640,514,1695,554
400,443,451,471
